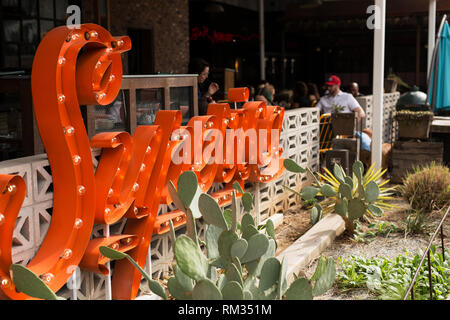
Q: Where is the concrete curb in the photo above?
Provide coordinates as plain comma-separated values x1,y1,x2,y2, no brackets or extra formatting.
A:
260,213,284,229
136,213,343,300
276,213,345,284
135,294,163,300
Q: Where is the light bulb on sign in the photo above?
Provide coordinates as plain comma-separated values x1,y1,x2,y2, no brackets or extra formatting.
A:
41,273,54,283
7,184,16,195
64,126,75,136
0,278,11,289
72,155,81,165
74,218,83,229
62,249,73,260
77,185,86,196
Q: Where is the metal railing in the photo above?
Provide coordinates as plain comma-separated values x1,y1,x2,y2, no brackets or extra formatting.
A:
403,205,449,300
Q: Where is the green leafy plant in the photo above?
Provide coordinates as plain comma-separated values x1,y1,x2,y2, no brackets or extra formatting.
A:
336,247,450,300
400,162,450,213
352,220,402,243
284,159,396,233
386,69,411,90
331,104,345,113
101,171,336,300
394,110,434,123
404,209,429,236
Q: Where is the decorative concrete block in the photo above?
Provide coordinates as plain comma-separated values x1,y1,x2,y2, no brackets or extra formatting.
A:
33,200,52,247
0,157,34,207
12,206,35,256
31,158,53,203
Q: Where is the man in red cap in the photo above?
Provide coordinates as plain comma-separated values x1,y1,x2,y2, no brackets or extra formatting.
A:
316,75,366,121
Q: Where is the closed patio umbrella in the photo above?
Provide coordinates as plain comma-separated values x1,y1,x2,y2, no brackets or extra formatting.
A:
428,16,450,114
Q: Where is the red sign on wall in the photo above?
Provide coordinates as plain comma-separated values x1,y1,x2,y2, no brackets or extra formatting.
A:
191,26,259,44
0,23,283,300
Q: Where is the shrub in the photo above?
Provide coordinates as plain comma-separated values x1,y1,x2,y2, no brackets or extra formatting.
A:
401,162,450,213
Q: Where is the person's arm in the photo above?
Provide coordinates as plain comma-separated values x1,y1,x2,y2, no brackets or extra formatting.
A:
354,106,365,121
348,95,365,121
204,82,219,103
315,98,324,113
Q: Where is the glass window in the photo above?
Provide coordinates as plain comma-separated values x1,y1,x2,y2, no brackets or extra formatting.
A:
55,0,69,20
21,0,38,17
39,0,54,19
22,19,38,44
20,44,36,68
0,92,23,160
170,87,193,125
40,20,54,39
3,20,20,42
2,0,18,7
94,90,128,134
136,88,163,125
4,44,19,68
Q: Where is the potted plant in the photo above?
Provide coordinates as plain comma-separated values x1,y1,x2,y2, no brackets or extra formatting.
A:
331,104,355,136
394,110,434,140
385,69,411,93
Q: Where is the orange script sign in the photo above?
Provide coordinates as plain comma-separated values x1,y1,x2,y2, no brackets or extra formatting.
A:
0,24,285,300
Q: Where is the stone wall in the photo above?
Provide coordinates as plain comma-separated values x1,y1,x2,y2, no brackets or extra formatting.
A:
81,0,190,74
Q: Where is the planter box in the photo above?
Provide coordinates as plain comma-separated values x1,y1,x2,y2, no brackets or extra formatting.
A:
384,79,398,93
331,113,355,136
397,118,432,140
391,141,444,183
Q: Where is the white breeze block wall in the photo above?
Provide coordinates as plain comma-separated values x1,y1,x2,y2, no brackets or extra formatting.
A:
356,92,400,143
0,107,320,300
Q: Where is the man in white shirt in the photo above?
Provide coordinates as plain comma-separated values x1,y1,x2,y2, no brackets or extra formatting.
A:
315,75,366,121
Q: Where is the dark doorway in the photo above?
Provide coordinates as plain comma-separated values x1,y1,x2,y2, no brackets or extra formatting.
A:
127,28,154,75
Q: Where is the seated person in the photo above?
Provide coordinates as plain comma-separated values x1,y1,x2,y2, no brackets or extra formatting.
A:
307,82,321,107
255,86,275,106
189,58,219,115
350,82,364,98
315,75,366,121
292,81,312,108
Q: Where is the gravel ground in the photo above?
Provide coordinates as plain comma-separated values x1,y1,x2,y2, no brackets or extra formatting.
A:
274,196,449,300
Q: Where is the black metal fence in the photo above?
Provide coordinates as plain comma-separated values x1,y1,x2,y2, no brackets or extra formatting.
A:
403,206,449,300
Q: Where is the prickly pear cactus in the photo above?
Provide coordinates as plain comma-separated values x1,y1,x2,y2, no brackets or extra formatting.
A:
99,171,336,300
283,159,393,233
11,170,336,300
